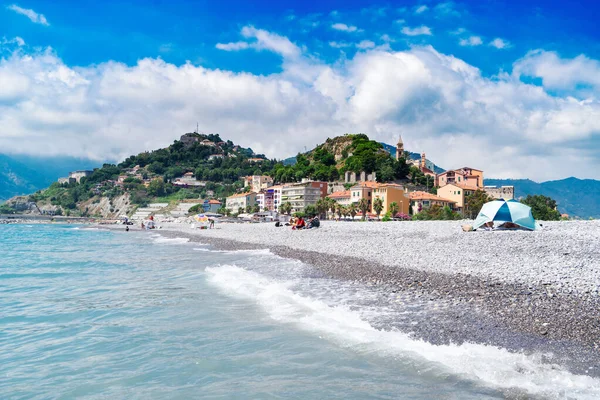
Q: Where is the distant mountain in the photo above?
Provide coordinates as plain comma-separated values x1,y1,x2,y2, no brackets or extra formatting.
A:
484,178,600,218
0,154,99,201
380,142,445,174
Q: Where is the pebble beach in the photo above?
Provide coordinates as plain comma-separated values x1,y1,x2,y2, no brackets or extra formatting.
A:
156,219,600,376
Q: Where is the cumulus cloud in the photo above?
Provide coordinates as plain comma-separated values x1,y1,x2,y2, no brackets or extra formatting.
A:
1,30,600,180
7,4,49,25
490,38,510,49
513,50,600,92
331,23,359,33
401,26,432,36
415,5,428,14
459,36,483,46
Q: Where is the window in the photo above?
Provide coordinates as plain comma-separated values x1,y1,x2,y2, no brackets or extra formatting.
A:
458,191,461,194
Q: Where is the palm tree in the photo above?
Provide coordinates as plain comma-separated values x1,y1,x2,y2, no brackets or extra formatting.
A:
358,198,369,221
349,203,358,221
316,198,328,219
328,199,337,220
389,202,399,218
336,203,344,220
280,201,292,215
373,198,384,220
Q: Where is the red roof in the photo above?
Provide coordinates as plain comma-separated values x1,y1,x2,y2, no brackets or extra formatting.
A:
208,199,221,204
328,190,351,198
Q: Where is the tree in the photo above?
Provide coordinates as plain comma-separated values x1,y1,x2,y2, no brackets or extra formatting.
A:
238,207,244,215
328,198,337,219
521,195,561,221
464,190,492,219
315,199,329,219
336,204,344,220
389,202,399,217
373,197,384,220
147,179,166,197
280,202,292,215
349,203,358,220
358,198,369,220
304,204,317,217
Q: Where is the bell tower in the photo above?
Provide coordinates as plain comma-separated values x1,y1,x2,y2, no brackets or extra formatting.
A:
420,152,426,169
396,136,404,161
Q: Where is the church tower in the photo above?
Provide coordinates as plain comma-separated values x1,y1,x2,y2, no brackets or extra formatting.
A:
420,152,426,170
396,136,404,161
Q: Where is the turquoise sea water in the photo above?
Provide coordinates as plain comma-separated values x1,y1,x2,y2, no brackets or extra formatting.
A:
1,224,599,399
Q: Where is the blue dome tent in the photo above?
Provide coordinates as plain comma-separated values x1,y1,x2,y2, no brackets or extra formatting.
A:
473,199,537,231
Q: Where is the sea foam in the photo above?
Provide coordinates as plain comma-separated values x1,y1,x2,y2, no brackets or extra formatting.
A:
205,264,600,399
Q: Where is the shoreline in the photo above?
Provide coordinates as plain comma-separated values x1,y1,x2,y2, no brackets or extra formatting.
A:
101,221,600,377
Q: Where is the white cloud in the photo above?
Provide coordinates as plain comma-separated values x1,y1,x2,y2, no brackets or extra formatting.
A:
490,38,510,49
1,36,25,46
329,41,352,49
394,19,406,24
450,27,466,35
216,41,250,51
356,40,376,50
331,23,359,33
513,50,600,92
2,32,600,180
434,2,461,17
401,26,432,36
380,34,394,43
459,36,483,47
7,4,49,26
216,26,300,58
415,5,428,14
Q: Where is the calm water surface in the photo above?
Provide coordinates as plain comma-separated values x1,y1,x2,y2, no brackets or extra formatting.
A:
0,224,598,399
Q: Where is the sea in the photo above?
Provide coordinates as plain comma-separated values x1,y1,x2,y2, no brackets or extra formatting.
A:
1,224,599,400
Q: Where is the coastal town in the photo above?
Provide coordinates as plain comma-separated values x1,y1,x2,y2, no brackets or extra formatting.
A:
220,137,514,220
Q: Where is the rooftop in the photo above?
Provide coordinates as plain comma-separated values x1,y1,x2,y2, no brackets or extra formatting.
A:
409,191,456,203
328,190,352,198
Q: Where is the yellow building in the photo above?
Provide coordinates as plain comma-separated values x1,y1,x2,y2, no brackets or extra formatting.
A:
371,184,410,215
436,183,477,211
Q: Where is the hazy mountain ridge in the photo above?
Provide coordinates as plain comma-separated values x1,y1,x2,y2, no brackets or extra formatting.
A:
484,178,600,218
0,154,99,201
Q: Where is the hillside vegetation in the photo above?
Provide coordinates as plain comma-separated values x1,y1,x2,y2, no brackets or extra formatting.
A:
3,133,426,217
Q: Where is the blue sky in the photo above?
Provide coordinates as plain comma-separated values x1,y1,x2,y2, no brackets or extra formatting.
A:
3,0,598,74
1,0,600,180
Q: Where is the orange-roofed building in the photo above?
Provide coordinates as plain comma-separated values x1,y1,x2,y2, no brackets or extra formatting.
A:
328,190,353,206
408,191,456,214
436,167,484,189
372,184,410,216
436,183,478,211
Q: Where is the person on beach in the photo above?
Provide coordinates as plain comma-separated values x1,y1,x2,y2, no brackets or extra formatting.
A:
141,221,145,230
126,226,129,232
293,216,306,230
209,218,215,229
482,221,494,230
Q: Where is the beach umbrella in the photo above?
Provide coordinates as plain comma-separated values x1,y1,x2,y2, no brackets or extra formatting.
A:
473,199,537,230
194,214,209,223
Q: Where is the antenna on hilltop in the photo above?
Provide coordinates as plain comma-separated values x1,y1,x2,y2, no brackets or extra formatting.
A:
195,122,199,133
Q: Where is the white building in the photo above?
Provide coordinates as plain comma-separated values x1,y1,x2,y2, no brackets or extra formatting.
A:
280,183,322,213
243,175,274,193
225,192,257,213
